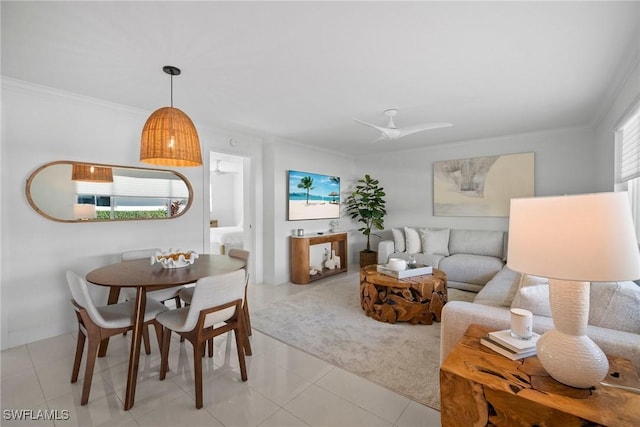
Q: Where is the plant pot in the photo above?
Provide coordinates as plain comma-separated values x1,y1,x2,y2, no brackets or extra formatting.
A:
359,251,378,268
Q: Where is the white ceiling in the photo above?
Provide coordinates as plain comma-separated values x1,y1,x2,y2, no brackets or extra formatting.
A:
2,1,639,156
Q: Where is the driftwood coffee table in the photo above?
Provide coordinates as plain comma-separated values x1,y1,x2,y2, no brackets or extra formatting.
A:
359,265,448,325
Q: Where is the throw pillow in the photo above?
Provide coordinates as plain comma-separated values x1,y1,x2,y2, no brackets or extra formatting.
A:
391,228,406,253
519,274,549,288
419,228,450,256
404,227,421,254
511,274,551,317
589,281,640,334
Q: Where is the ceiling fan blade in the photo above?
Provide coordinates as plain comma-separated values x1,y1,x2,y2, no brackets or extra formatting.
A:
396,122,453,138
353,118,391,133
372,134,390,143
213,159,232,175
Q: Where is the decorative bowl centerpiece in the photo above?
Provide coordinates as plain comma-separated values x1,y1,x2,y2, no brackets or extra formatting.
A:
151,249,199,269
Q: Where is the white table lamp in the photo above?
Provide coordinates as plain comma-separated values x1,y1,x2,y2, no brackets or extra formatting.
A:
73,203,96,220
508,192,640,389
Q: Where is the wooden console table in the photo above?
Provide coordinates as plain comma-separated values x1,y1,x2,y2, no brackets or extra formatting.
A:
440,324,640,426
359,265,447,324
290,232,348,284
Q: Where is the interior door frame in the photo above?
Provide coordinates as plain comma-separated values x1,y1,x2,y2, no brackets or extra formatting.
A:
204,150,255,284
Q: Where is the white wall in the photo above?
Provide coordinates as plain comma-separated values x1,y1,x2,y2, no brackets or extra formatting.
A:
0,79,263,349
210,172,243,227
262,138,356,285
354,126,599,243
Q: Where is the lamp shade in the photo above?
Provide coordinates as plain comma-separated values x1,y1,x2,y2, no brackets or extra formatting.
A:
140,106,202,167
73,203,96,219
71,164,113,182
508,192,640,282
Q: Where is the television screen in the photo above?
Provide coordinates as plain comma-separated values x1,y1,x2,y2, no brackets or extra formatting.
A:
288,170,340,221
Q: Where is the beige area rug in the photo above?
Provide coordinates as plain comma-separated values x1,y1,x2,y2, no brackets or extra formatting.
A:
251,270,457,410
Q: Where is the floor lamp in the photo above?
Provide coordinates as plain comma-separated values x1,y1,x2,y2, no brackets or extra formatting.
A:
507,192,640,389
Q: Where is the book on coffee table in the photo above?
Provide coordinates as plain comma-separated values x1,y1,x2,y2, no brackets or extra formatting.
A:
487,329,540,353
480,335,537,360
376,264,433,279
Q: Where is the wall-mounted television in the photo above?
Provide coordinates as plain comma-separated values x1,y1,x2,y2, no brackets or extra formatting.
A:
288,170,340,221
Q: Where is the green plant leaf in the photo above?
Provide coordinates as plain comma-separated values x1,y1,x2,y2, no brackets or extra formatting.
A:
344,174,386,252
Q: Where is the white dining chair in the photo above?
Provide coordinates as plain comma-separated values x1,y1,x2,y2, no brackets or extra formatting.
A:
66,270,168,405
179,249,251,335
121,249,186,308
157,270,250,409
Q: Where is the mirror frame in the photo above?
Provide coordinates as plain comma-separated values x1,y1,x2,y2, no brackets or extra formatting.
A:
26,160,194,223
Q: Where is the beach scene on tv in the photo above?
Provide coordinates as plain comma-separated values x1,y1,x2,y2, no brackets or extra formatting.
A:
288,170,340,220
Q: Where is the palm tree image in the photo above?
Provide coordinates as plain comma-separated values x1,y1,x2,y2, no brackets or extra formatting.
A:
288,170,340,220
297,176,315,204
328,176,340,203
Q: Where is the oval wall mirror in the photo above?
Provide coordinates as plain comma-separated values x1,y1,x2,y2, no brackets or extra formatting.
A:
26,161,193,222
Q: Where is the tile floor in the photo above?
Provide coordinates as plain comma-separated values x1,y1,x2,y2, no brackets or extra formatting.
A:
1,277,442,427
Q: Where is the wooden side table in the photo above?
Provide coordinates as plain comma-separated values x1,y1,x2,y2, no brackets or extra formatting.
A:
290,232,348,284
359,265,447,324
440,324,640,426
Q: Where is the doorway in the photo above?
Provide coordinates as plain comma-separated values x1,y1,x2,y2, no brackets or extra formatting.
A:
208,152,248,255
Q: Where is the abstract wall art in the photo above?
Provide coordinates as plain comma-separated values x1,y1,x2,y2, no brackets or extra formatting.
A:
433,152,534,217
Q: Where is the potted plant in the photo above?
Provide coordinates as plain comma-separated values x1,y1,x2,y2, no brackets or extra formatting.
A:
345,174,387,267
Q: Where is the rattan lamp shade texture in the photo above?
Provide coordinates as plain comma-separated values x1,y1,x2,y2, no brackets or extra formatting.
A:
71,164,113,182
140,106,202,167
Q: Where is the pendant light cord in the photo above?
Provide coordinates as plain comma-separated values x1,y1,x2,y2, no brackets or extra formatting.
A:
162,65,180,108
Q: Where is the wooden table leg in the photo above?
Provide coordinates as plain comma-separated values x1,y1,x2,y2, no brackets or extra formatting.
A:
98,286,121,357
124,286,146,410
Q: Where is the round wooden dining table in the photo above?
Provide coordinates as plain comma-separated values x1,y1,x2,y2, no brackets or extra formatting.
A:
86,254,245,410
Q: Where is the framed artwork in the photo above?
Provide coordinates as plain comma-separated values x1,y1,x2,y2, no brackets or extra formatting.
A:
287,170,341,221
433,152,534,217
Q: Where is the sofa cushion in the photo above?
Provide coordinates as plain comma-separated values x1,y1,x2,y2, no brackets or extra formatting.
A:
510,274,551,317
589,281,640,334
474,266,521,307
512,285,551,317
391,228,405,253
438,254,504,286
449,229,504,259
404,227,421,254
420,253,445,269
509,279,640,334
518,274,549,288
420,228,450,256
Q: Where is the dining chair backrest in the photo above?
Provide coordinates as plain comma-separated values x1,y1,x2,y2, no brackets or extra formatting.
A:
66,270,107,327
183,269,245,331
227,248,250,269
228,249,250,286
122,248,160,261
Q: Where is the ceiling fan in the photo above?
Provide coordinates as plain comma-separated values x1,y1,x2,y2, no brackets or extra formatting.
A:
212,159,236,175
353,109,452,141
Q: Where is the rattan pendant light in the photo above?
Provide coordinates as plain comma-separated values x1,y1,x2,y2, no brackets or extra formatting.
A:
140,66,202,167
71,164,113,182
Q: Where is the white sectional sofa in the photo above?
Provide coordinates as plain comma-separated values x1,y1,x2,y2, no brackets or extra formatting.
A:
377,226,640,373
377,227,508,292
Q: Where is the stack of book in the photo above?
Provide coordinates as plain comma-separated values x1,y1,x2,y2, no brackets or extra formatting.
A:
480,329,540,360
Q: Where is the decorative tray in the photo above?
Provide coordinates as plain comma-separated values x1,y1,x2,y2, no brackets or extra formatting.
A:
377,264,433,279
151,250,199,269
